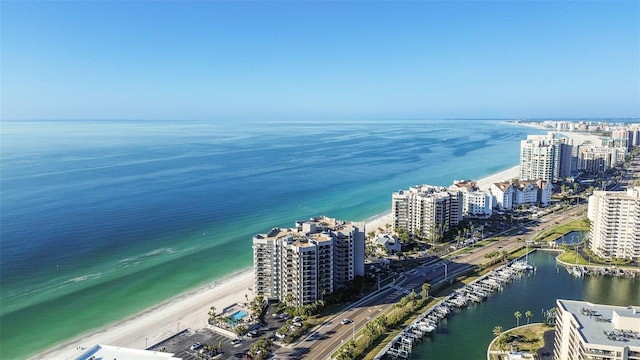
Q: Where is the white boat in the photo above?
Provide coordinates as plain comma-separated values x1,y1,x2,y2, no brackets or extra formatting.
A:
512,260,534,271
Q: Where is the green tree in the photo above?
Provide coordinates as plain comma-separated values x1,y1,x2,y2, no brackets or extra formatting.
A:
525,310,533,324
492,325,503,337
285,294,294,305
514,311,522,327
407,290,417,302
235,324,249,338
208,306,217,324
421,283,431,299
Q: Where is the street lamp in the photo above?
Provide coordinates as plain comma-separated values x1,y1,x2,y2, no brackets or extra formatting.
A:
442,262,448,282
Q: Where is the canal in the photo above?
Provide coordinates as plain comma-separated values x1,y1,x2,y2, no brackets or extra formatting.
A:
409,250,640,359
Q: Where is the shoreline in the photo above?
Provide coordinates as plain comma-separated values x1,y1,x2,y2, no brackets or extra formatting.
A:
31,163,543,360
33,268,255,360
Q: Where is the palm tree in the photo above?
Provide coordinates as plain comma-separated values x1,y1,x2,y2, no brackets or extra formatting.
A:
235,324,249,338
208,306,217,325
514,311,522,327
492,325,503,337
421,283,431,299
525,310,533,324
407,290,417,302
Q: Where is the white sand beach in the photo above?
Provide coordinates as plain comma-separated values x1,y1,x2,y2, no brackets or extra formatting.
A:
33,269,254,360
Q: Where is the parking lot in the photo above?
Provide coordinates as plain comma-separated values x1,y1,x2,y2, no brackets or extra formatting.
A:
149,328,254,359
148,304,292,359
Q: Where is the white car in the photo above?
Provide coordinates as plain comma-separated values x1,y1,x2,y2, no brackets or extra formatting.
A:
341,318,352,325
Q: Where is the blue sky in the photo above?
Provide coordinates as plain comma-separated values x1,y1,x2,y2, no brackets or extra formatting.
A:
1,1,639,120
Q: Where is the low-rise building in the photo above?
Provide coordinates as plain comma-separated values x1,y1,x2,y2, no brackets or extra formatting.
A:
554,299,640,360
76,344,181,360
372,233,401,254
490,179,552,210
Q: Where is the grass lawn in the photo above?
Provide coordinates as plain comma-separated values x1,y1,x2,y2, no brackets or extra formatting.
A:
532,218,589,243
557,250,590,265
491,324,553,353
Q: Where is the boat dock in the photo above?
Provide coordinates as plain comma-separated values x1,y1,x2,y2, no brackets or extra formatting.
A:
375,260,534,359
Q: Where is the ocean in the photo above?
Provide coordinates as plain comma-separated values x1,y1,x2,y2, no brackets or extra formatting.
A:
0,119,542,359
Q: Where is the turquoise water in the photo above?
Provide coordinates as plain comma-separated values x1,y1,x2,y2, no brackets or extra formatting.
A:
410,251,640,359
0,119,543,359
229,310,249,324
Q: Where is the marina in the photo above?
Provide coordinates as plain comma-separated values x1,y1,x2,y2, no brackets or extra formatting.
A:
409,251,640,359
378,257,535,359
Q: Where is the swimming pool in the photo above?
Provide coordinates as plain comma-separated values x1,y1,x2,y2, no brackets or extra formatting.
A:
229,310,248,323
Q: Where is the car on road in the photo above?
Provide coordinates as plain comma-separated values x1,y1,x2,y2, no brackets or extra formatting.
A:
190,342,203,351
341,318,352,325
231,339,244,346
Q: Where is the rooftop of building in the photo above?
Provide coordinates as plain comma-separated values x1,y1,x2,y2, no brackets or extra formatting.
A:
592,187,640,199
557,299,640,348
492,179,549,190
254,216,361,246
451,180,479,191
76,344,181,360
394,184,451,197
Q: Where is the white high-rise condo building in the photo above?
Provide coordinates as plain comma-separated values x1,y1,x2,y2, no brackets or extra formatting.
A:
588,187,640,261
449,180,493,218
252,216,365,306
392,185,462,239
520,132,572,182
578,146,627,173
554,299,640,360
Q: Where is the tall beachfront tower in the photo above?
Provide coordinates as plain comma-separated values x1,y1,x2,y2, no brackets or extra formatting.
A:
252,216,364,307
554,299,640,360
519,132,572,182
588,187,640,261
391,185,461,238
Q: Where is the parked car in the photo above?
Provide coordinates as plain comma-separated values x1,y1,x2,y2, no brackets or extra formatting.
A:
190,342,203,351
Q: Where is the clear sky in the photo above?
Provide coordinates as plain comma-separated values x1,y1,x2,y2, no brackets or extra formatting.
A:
1,1,639,121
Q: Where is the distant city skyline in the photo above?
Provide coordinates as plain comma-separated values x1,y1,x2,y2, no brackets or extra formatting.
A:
1,1,638,121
